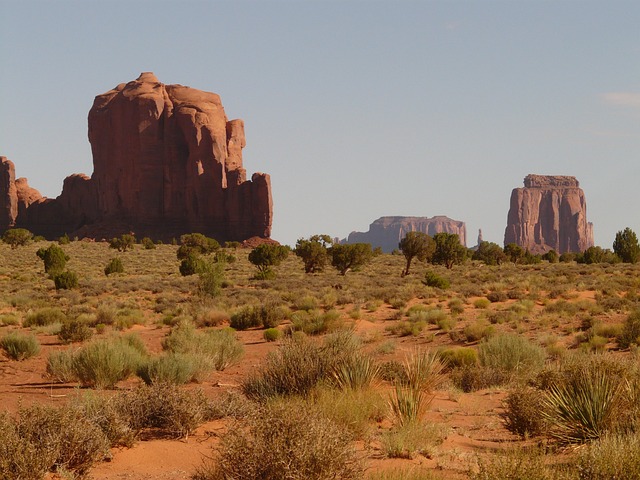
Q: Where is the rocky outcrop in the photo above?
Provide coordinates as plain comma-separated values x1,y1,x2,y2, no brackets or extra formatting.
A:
0,73,273,241
344,216,467,253
504,174,594,254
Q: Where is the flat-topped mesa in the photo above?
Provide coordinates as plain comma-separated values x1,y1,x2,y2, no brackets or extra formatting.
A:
0,73,273,241
504,174,594,254
344,216,466,253
524,174,579,188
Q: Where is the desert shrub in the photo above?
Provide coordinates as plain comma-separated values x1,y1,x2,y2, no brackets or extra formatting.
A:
381,422,445,459
2,228,32,248
378,360,409,384
463,319,495,342
114,383,213,439
294,294,320,311
137,352,210,385
95,305,116,325
439,347,478,368
617,309,640,348
386,319,427,337
179,233,220,257
36,243,69,275
541,363,627,444
575,432,640,479
109,233,135,252
478,334,546,377
0,313,20,326
141,237,156,249
104,257,124,275
46,336,146,388
197,260,225,298
58,317,93,344
487,291,508,303
263,328,282,342
230,305,262,330
194,401,362,480
313,387,386,439
367,470,445,480
474,298,491,309
0,404,110,478
162,321,243,371
259,301,288,328
423,271,450,289
291,309,342,335
23,307,66,327
450,365,511,393
248,243,289,279
194,307,229,327
0,332,40,360
179,252,206,276
502,386,548,438
448,297,465,315
58,233,70,244
53,270,78,290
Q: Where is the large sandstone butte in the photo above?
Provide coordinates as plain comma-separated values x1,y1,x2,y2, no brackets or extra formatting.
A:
0,72,272,241
504,174,594,254
344,216,466,253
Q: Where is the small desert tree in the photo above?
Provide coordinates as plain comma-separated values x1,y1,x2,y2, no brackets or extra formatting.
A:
294,234,332,273
36,243,69,275
431,233,466,269
399,231,434,276
472,241,507,266
613,227,640,264
248,244,289,279
504,243,525,264
177,233,220,259
330,243,373,275
2,228,33,248
109,233,136,252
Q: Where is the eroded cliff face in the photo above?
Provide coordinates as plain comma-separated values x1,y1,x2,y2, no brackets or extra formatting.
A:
345,216,467,253
504,174,594,254
0,73,273,241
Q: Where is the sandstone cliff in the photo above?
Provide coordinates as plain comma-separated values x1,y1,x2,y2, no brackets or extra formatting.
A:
0,73,273,241
504,174,594,254
344,216,467,253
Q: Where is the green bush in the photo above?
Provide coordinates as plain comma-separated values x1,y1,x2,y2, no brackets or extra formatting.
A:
23,307,66,327
36,243,69,275
617,309,640,348
109,233,135,252
423,271,450,289
58,318,93,344
478,334,546,377
141,237,156,249
0,332,40,360
137,353,210,385
230,306,262,330
439,347,478,368
194,401,362,480
179,252,206,276
52,270,78,290
263,328,282,342
104,257,124,276
1,228,33,248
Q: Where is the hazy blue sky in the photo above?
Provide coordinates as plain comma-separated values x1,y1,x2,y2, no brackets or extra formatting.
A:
1,0,639,248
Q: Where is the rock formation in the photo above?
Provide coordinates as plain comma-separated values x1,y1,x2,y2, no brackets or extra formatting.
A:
504,174,594,254
0,73,273,241
344,216,466,253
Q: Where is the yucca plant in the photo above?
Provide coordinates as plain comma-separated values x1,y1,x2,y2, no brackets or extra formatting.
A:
403,349,446,392
388,384,427,427
331,351,380,390
542,366,625,444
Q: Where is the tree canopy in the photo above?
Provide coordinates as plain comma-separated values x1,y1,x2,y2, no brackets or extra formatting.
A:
399,232,434,276
330,243,373,275
294,235,332,273
431,233,466,269
613,227,640,264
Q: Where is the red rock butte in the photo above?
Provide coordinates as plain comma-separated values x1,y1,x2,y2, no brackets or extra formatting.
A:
0,72,273,242
504,174,594,254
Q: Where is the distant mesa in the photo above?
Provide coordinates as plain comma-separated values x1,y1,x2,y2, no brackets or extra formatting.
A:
0,72,273,242
504,174,594,254
343,216,467,253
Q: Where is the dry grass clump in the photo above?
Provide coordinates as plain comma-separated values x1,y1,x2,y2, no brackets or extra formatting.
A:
0,331,40,360
575,432,640,479
381,422,446,459
501,385,548,438
471,447,574,480
194,400,362,480
22,307,66,327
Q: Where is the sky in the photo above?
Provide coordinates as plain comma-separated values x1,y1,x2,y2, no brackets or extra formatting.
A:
1,0,639,248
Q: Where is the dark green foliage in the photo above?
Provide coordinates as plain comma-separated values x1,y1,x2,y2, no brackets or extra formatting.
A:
36,243,69,275
230,306,262,330
542,250,559,263
198,260,225,298
141,237,156,249
2,228,33,248
248,243,289,279
224,241,241,249
58,318,93,344
473,241,507,265
559,252,575,262
330,243,373,275
53,270,78,290
294,234,332,273
179,252,207,276
423,271,450,289
58,233,70,245
104,257,124,276
178,233,219,258
577,246,620,264
504,243,524,264
109,234,136,252
0,332,40,360
431,233,466,269
399,232,434,276
617,309,640,348
613,227,640,264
